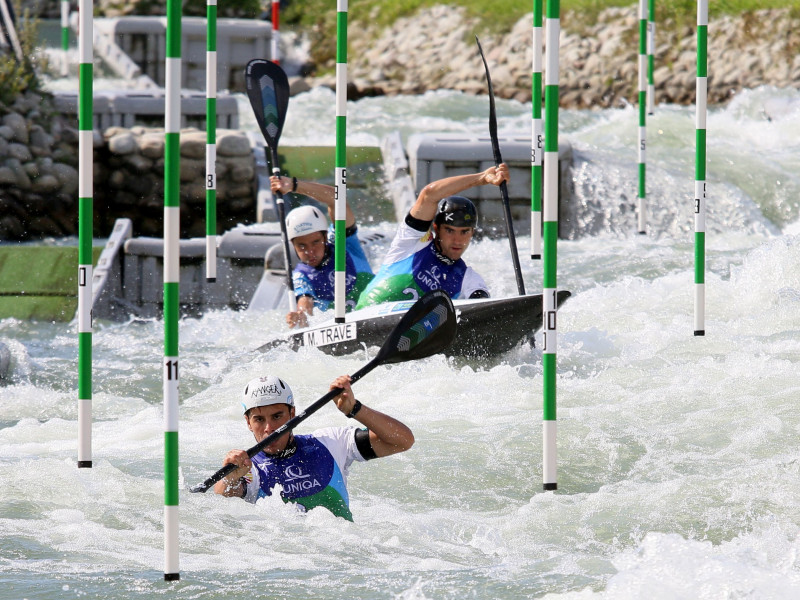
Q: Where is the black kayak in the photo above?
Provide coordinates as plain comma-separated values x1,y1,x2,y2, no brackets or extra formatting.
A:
256,291,571,359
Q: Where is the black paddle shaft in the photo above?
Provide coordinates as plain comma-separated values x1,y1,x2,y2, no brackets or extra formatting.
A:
189,289,457,494
475,36,526,296
267,145,295,300
244,59,296,300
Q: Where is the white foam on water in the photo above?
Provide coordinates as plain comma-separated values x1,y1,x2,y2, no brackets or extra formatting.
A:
4,83,800,598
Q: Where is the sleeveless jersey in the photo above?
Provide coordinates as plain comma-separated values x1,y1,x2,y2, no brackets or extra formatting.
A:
243,428,366,521
356,220,488,309
293,229,374,312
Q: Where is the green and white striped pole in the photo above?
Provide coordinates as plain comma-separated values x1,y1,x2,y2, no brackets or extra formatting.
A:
531,0,543,260
694,0,707,337
163,0,181,582
0,0,22,63
205,0,217,282
334,0,348,323
60,0,69,76
77,0,93,470
637,0,647,235
647,0,656,115
542,0,560,492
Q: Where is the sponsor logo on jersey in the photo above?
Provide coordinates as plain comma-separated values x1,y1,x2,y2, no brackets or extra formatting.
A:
282,464,322,495
415,263,444,291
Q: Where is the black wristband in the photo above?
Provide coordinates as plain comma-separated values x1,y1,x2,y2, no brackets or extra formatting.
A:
346,399,362,419
292,176,298,192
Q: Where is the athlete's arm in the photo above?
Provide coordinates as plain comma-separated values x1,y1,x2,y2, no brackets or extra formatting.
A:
271,175,356,228
409,163,510,221
329,375,414,458
213,449,252,497
460,268,490,300
285,295,314,328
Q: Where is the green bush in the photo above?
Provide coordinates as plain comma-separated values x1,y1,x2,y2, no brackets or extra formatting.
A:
0,1,46,108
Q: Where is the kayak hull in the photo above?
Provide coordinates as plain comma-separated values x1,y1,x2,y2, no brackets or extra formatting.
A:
257,291,571,359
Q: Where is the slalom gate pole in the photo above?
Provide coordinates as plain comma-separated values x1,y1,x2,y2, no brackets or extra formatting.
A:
637,0,647,235
647,0,656,115
0,0,23,62
694,0,708,337
61,0,69,76
542,0,560,492
205,0,217,282
163,0,181,581
271,0,280,63
76,0,93,470
531,0,543,260
334,0,348,323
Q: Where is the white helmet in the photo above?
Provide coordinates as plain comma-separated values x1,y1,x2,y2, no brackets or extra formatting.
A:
241,375,294,415
286,205,328,241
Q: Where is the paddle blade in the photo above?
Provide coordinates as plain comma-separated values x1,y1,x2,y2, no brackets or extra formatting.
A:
475,36,503,167
245,58,290,151
476,36,526,295
373,289,457,366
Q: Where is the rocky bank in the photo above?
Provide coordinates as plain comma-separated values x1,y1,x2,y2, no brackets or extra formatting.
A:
0,91,255,240
337,5,800,108
31,1,800,108
3,3,799,241
0,92,80,240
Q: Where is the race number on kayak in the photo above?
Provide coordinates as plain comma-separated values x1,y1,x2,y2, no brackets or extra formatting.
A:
303,322,358,348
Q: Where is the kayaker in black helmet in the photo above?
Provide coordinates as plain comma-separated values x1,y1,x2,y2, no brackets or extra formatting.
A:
355,163,510,309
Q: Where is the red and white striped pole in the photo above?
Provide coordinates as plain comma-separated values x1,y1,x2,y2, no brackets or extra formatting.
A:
271,0,280,64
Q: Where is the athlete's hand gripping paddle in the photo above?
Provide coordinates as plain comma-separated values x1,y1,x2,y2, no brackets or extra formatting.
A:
245,58,297,311
190,289,457,494
476,36,526,296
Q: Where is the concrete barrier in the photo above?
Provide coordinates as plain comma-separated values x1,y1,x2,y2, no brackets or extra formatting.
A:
91,218,133,322
91,22,157,87
117,222,283,318
52,89,239,131
399,133,574,237
93,16,273,92
381,131,416,222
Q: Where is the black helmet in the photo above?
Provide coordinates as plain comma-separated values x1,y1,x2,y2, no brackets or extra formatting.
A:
434,196,478,228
